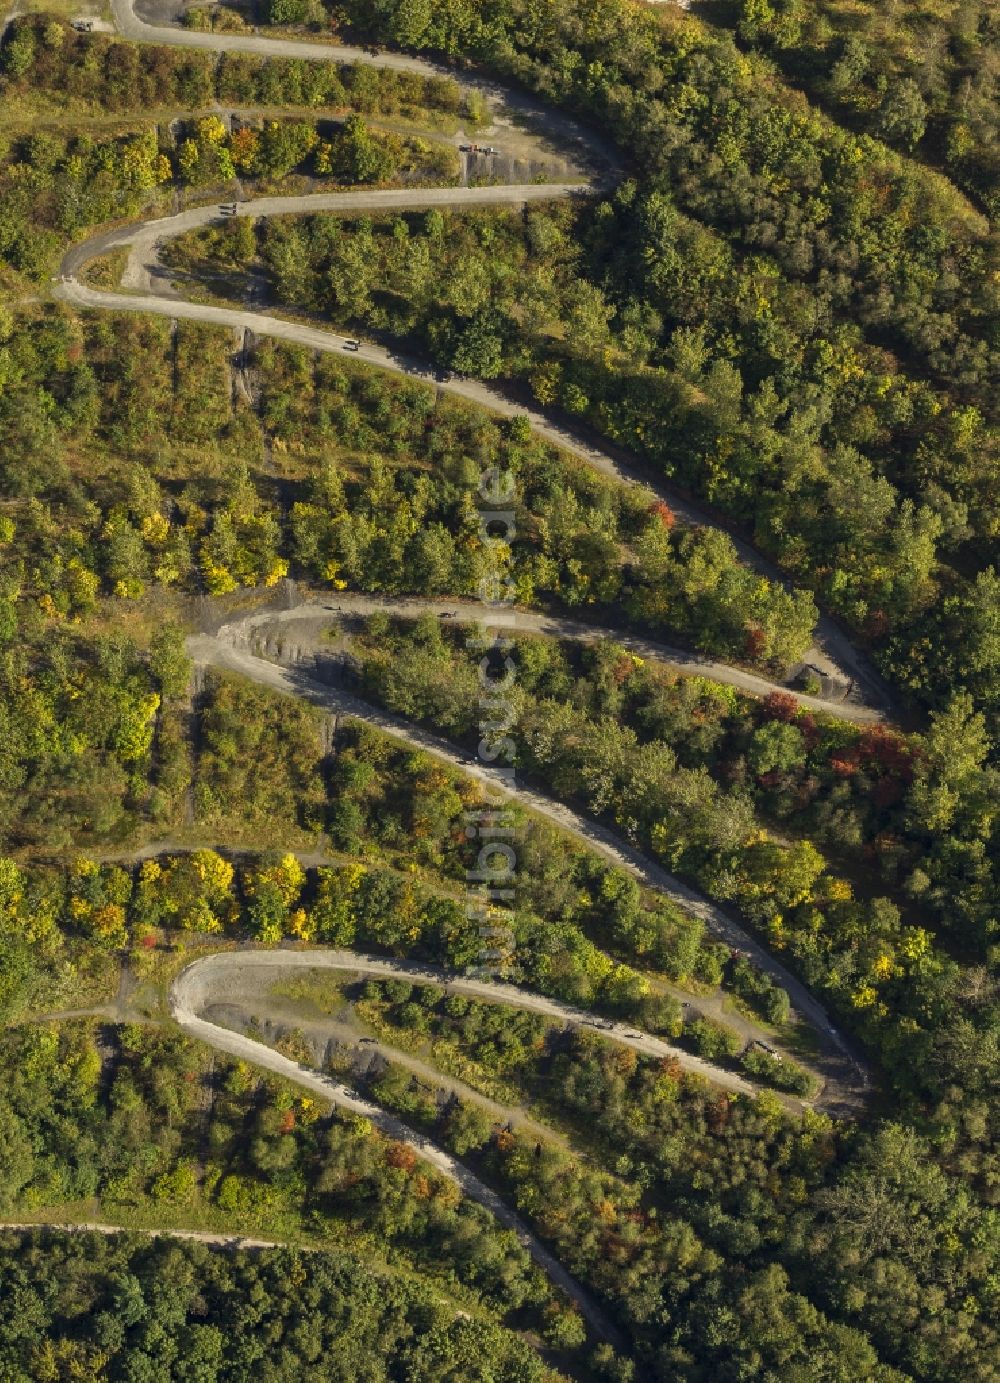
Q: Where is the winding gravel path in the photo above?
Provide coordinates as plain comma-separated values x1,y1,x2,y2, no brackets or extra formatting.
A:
171,952,626,1346
176,948,779,1104
188,621,873,1116
115,0,620,173
49,0,893,715
41,7,879,1328
240,595,885,724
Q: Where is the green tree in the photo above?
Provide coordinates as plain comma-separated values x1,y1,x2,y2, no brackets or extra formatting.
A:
907,693,993,834
877,78,928,151
149,624,191,701
448,310,506,378
748,721,806,777
444,1101,493,1154
332,114,396,183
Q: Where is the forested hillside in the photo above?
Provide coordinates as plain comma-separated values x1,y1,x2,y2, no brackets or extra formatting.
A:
0,0,996,1376
706,0,1000,214
232,0,1000,721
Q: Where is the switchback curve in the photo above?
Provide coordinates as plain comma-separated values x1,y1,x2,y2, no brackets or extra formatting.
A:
174,946,782,1105
170,951,626,1346
237,594,886,724
57,229,888,715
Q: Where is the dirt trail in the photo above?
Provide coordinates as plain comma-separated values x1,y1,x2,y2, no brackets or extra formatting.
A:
240,595,886,723
174,646,873,1120
175,949,788,1105
0,1220,299,1250
170,953,626,1346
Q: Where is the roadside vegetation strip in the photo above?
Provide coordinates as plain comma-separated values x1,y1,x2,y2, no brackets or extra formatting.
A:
106,0,623,174
169,958,626,1348
173,948,778,1105
0,1221,298,1251
240,994,570,1144
238,595,886,724
187,630,873,1113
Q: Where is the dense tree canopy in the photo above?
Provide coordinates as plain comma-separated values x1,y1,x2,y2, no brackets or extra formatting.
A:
0,0,997,1374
